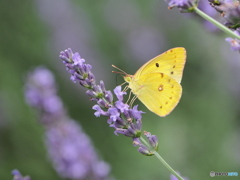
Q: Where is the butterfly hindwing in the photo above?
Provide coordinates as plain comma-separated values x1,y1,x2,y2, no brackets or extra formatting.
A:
134,47,186,83
130,72,182,117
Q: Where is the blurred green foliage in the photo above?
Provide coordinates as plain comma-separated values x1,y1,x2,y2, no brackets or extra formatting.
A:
0,0,239,180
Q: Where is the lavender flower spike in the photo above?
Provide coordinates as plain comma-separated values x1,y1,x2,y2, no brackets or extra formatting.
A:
59,48,158,156
12,170,31,180
25,67,112,180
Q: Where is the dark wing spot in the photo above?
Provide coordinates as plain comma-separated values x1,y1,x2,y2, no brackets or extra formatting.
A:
168,79,171,83
171,71,174,75
156,63,159,67
160,106,162,109
165,101,168,104
169,97,172,99
160,73,164,78
170,50,173,52
171,85,174,88
173,65,176,68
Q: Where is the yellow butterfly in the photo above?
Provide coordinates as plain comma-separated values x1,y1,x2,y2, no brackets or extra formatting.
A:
114,47,186,117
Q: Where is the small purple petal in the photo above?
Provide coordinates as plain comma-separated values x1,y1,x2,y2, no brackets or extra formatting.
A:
72,52,85,66
100,80,106,93
113,86,126,101
108,107,120,122
92,105,105,117
115,101,129,113
129,105,145,120
226,37,240,51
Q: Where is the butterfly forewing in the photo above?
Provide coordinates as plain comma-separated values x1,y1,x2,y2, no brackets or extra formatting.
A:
134,47,186,83
130,73,182,117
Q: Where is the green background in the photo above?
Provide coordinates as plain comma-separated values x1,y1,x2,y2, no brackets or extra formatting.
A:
0,0,239,180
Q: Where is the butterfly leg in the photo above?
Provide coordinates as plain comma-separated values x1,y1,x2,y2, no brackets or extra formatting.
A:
129,95,138,108
126,90,132,104
123,84,129,92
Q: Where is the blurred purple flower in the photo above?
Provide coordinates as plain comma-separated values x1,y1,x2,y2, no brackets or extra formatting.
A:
25,67,112,180
168,0,197,13
226,35,240,51
59,48,159,155
12,170,31,180
210,0,240,29
170,172,188,180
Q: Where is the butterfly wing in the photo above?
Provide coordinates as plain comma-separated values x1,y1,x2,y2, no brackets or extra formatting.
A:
134,47,186,83
130,72,182,117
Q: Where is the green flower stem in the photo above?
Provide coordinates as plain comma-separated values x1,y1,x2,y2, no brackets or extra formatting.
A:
194,7,240,40
140,136,184,180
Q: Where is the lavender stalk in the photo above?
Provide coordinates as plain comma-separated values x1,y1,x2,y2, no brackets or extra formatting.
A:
59,48,185,180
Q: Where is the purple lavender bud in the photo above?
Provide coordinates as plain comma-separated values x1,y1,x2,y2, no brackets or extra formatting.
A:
226,37,240,51
129,105,145,120
114,128,135,137
144,131,159,150
12,169,31,180
108,107,120,122
115,101,129,113
88,72,96,85
105,90,113,104
132,137,141,146
123,109,132,122
79,79,91,88
97,99,110,108
100,80,106,93
93,85,103,94
168,0,197,13
74,72,84,80
109,118,126,128
59,48,74,63
135,119,142,131
113,86,126,101
86,90,96,98
81,64,91,74
130,121,141,136
138,144,154,156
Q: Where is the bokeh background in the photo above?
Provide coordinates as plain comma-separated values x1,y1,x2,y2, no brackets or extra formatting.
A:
0,0,240,180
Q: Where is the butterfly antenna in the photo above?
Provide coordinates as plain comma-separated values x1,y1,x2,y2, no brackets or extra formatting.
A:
112,65,128,75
